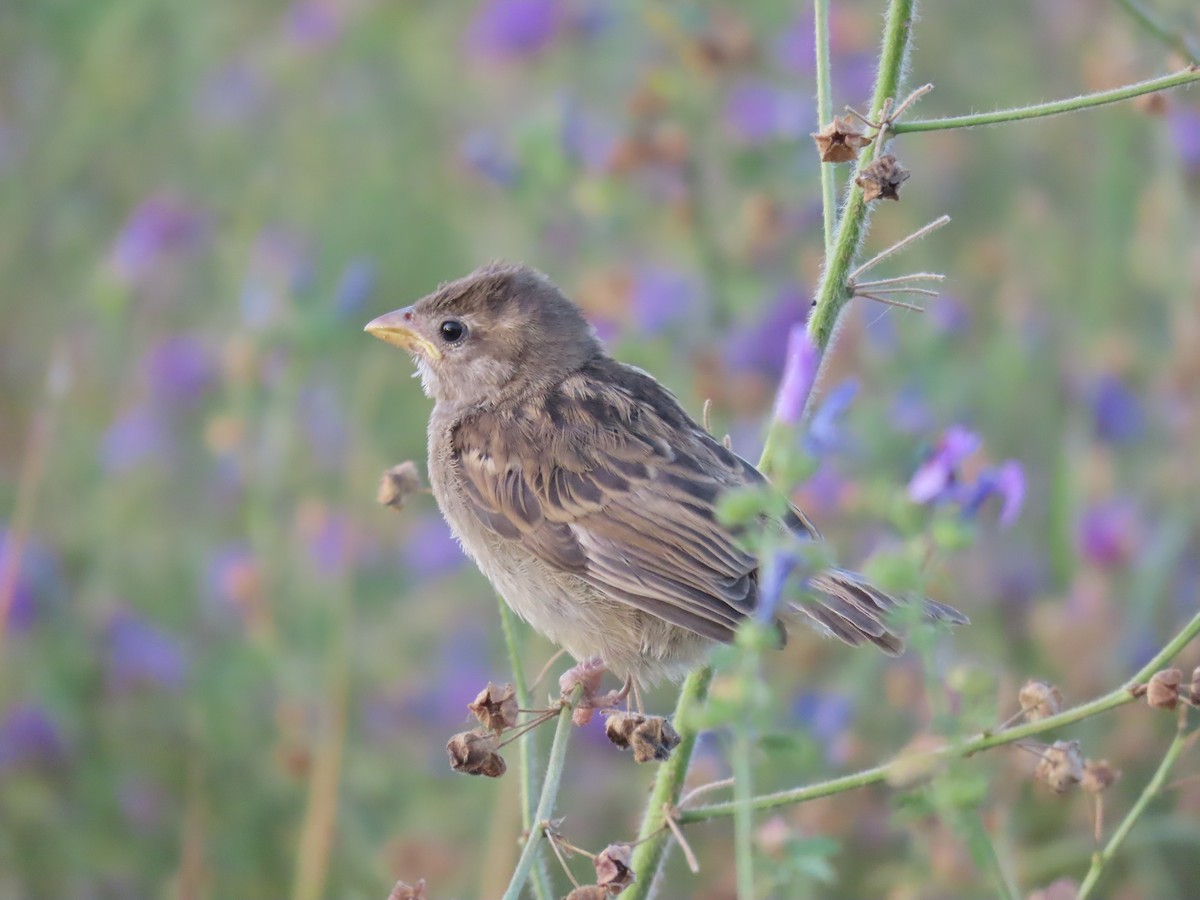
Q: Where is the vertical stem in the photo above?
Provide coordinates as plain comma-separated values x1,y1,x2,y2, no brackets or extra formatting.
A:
625,666,714,900
731,652,759,899
813,0,837,257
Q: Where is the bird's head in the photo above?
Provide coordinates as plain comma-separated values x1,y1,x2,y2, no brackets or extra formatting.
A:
365,263,601,407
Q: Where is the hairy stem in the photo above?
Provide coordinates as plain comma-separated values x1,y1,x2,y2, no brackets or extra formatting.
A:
501,685,583,900
813,0,836,256
891,68,1200,134
497,598,553,900
1077,725,1194,899
677,608,1200,823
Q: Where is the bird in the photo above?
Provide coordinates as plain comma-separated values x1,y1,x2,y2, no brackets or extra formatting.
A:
365,262,966,689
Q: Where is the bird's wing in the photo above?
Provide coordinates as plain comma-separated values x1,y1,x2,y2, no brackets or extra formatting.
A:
450,364,812,643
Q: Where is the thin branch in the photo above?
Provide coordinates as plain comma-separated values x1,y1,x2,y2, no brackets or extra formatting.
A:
848,216,952,282
853,273,946,289
1112,0,1200,66
814,0,836,256
890,68,1200,134
663,805,701,874
856,293,926,312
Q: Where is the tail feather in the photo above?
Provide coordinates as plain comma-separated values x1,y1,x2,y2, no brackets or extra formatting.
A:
792,567,968,656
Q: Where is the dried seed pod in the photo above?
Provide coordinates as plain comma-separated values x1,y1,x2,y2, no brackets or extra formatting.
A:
1146,668,1183,710
387,879,428,900
564,887,610,900
468,682,519,734
856,154,910,201
604,711,647,750
446,730,507,777
1081,758,1120,793
1019,680,1063,722
630,716,681,763
1188,666,1200,706
1034,740,1084,793
811,114,874,163
378,461,423,511
594,843,636,894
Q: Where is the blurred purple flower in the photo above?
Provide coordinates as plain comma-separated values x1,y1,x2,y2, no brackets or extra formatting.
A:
1168,105,1200,175
803,379,858,457
105,610,188,692
459,130,520,187
561,98,618,172
959,460,1025,528
792,690,853,763
773,12,815,74
630,267,698,334
119,776,166,833
833,52,877,108
108,195,207,285
100,404,173,474
298,379,347,471
889,384,934,435
1076,501,1139,568
307,511,355,574
141,334,215,408
401,514,467,580
193,62,271,128
754,552,798,624
907,425,981,504
930,295,972,335
285,0,342,49
204,541,261,623
0,703,66,775
0,529,60,632
240,228,315,330
1090,374,1144,444
725,284,809,377
465,0,561,60
723,81,809,145
772,325,820,426
333,258,376,318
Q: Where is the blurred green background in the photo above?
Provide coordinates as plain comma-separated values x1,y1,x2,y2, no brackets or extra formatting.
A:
2,1,1199,898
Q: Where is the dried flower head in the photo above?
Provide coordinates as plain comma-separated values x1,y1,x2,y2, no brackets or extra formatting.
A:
856,154,910,201
630,716,681,763
811,114,874,163
1081,758,1121,793
594,843,636,894
378,461,423,511
1146,668,1183,710
1019,680,1063,722
1189,666,1200,705
387,879,428,900
446,729,507,777
565,887,610,900
468,682,519,734
604,711,646,750
1034,740,1084,793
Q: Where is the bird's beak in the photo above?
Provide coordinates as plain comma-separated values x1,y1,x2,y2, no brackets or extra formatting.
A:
364,308,443,360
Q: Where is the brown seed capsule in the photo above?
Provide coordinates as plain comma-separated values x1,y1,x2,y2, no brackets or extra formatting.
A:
1019,680,1063,722
594,843,636,894
1188,666,1200,706
630,716,682,763
1034,740,1084,793
1081,758,1120,793
855,154,910,201
468,682,519,734
387,879,428,900
378,461,423,511
1146,668,1183,710
564,887,610,900
604,711,647,750
811,114,874,163
446,730,507,778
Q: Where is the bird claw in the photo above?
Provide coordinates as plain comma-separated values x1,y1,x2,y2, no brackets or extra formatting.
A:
559,658,632,725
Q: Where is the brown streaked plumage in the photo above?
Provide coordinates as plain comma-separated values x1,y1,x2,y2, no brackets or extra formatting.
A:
366,263,966,685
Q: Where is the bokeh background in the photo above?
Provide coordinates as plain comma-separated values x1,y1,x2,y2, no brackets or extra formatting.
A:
2,1,1200,898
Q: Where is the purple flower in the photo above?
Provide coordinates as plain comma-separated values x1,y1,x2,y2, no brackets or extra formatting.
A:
833,52,877,109
906,425,981,504
465,0,561,61
792,690,853,763
285,0,342,49
105,611,188,692
401,514,467,581
754,552,798,624
772,325,820,426
560,98,618,172
930,295,972,335
722,81,809,145
459,130,520,187
0,703,66,775
240,228,314,330
0,529,59,632
803,379,858,457
725,284,809,377
1090,374,1144,444
204,542,259,616
629,267,699,334
1168,105,1200,175
100,404,173,474
333,258,376,318
773,12,815,74
1076,501,1139,568
141,334,215,408
298,379,347,471
889,384,934,435
193,62,271,128
108,195,207,285
306,511,356,574
959,460,1025,529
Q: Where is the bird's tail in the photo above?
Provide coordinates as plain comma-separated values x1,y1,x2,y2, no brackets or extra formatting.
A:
789,567,968,655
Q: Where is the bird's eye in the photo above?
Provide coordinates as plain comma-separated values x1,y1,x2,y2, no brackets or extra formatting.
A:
439,319,467,343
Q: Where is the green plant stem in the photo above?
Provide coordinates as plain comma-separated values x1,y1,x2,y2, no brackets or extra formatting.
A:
806,0,917,352
1076,726,1195,899
731,645,760,900
625,666,714,900
959,811,1020,900
813,0,836,256
497,598,553,900
501,685,583,900
1112,0,1200,66
677,608,1200,823
891,68,1200,134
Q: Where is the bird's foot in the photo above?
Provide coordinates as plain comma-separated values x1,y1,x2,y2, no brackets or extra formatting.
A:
559,657,632,725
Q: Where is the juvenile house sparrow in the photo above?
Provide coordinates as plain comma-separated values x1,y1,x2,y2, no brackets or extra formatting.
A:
366,263,965,686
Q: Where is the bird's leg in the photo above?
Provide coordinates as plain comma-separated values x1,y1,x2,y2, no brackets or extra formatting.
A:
558,658,633,725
